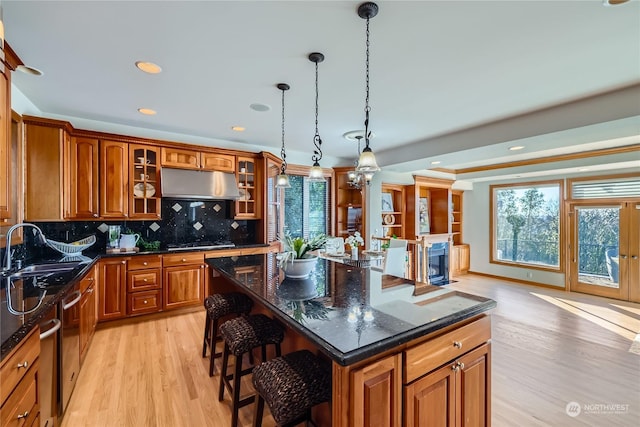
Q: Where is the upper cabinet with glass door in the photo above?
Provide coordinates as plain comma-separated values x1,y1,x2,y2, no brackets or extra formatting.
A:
236,156,259,219
129,145,161,219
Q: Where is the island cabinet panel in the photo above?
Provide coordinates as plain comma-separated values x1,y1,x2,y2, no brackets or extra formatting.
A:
68,136,100,219
404,358,456,427
163,253,205,310
98,258,128,321
349,354,402,427
100,140,129,218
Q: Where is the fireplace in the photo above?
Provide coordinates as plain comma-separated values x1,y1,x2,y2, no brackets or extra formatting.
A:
428,242,450,285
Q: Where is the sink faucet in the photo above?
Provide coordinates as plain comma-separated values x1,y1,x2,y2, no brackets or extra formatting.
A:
3,223,48,272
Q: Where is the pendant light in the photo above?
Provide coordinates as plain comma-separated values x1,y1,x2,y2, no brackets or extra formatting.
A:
355,2,381,174
275,83,292,189
308,52,326,182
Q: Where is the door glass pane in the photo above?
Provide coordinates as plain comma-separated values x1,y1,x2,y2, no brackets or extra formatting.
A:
577,207,620,288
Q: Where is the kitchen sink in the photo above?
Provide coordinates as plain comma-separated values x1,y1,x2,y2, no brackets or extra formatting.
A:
8,261,85,278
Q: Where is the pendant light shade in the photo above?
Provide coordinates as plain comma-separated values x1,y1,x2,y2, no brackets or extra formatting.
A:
308,52,326,182
355,2,381,175
275,83,291,189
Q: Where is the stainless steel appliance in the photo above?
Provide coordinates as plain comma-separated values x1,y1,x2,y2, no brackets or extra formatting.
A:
39,312,61,427
161,167,241,200
59,284,81,414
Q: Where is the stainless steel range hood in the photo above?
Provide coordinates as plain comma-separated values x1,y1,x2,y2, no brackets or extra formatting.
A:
161,168,241,200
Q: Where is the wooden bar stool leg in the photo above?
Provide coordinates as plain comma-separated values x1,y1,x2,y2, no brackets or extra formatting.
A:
202,314,210,357
253,394,265,427
231,355,243,427
209,317,220,376
218,343,230,402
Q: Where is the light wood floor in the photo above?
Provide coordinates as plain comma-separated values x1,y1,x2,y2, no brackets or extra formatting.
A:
61,275,640,427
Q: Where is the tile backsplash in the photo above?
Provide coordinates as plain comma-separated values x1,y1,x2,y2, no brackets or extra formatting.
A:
21,199,256,261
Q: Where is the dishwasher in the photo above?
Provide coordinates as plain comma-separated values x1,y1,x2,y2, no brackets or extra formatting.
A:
39,311,61,427
60,283,81,415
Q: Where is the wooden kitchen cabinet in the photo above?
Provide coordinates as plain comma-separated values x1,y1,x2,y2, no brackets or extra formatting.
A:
98,257,128,321
350,353,402,427
163,253,205,310
129,144,161,219
235,156,260,219
381,184,406,238
79,266,97,363
127,254,163,316
161,146,235,172
68,136,100,219
334,166,366,240
24,120,68,221
404,344,490,427
100,140,129,218
0,326,40,427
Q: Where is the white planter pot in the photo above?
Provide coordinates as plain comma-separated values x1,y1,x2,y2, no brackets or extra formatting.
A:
281,256,318,279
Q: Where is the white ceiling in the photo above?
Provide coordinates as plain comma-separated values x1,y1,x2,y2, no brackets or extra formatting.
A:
4,1,640,181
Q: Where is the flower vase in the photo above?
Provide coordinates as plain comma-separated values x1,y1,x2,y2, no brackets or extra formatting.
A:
351,247,358,260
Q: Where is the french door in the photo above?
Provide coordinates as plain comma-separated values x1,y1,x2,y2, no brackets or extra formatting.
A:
568,201,639,302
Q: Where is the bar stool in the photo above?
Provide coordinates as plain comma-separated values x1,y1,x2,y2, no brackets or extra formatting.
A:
202,293,254,376
252,349,331,427
219,314,285,427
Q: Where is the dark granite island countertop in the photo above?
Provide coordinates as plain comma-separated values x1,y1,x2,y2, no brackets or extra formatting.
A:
207,254,496,366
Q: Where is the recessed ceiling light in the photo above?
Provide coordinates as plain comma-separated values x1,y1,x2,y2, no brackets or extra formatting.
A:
431,161,441,165
603,0,630,6
250,103,271,112
578,168,590,172
509,145,525,151
135,61,162,74
231,126,245,132
137,108,157,115
16,65,43,76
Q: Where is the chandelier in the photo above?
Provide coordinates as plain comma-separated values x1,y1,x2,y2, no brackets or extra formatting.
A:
346,133,375,188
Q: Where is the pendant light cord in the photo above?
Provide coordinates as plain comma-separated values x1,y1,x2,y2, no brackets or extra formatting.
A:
280,87,287,174
311,59,323,165
364,15,371,150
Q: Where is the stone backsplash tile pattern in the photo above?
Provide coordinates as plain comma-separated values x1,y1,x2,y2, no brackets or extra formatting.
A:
20,199,255,262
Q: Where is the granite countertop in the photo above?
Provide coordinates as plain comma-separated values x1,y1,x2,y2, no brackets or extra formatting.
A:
1,243,267,361
207,254,497,366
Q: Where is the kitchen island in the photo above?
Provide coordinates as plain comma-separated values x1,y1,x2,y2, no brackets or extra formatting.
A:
207,254,496,427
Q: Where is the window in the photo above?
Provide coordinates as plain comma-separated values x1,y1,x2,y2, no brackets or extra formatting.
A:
283,175,330,238
491,180,562,270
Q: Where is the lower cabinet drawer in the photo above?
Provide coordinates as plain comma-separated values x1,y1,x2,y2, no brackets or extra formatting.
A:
404,316,491,383
0,327,40,406
127,269,161,292
0,360,39,427
127,290,162,315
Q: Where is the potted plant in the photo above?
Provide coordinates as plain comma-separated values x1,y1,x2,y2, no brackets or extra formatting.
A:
278,233,327,278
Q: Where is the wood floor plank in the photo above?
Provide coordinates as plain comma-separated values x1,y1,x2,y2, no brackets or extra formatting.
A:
61,275,639,426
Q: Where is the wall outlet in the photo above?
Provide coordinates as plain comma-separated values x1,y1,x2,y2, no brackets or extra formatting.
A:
526,272,533,278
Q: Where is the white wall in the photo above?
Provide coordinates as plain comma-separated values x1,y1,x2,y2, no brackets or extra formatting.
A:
464,167,639,288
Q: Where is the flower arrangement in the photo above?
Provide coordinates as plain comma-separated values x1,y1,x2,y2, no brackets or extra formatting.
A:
345,231,365,249
278,233,328,265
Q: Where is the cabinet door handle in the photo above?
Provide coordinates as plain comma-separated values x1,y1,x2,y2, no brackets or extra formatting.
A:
143,278,148,282
453,341,462,349
121,260,126,264
620,254,627,259
457,361,465,370
93,213,99,218
143,262,148,266
182,258,186,262
124,214,128,217
17,360,29,369
632,255,638,260
200,265,205,269
451,363,459,372
17,411,29,419
143,300,148,304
